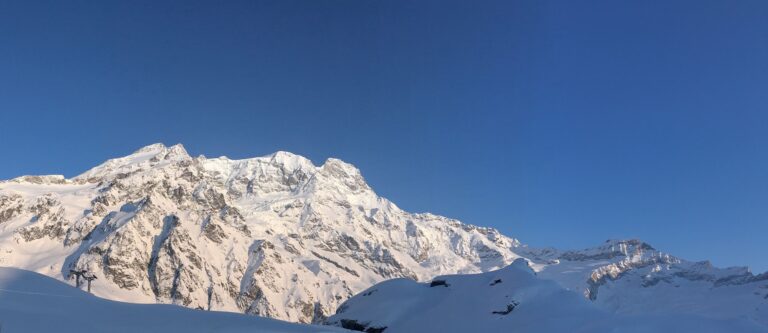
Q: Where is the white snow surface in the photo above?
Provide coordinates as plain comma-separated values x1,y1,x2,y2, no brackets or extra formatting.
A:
327,259,768,333
0,266,346,333
1,143,767,327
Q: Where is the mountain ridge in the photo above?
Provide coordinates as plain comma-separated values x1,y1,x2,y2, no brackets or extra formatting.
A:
1,143,766,325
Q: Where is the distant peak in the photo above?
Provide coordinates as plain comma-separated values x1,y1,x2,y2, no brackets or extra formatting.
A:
165,144,189,158
128,143,190,161
269,150,302,161
265,151,316,170
133,143,168,154
321,158,361,175
603,239,655,251
74,143,191,181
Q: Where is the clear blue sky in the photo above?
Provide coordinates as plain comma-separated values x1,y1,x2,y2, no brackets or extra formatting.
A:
1,1,767,272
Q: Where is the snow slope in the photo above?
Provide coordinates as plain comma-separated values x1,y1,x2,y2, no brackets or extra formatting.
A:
0,266,346,333
326,259,768,333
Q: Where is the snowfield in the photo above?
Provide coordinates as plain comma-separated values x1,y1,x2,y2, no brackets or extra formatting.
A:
0,266,347,333
327,259,768,333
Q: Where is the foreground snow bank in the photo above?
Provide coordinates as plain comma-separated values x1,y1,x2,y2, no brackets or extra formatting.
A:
0,267,346,333
326,259,768,333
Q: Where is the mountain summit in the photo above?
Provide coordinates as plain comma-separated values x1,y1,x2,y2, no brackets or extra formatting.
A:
0,143,766,325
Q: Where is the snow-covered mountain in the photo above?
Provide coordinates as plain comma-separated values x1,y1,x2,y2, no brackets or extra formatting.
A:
0,266,344,333
0,143,766,326
525,239,768,323
0,143,520,323
326,259,767,333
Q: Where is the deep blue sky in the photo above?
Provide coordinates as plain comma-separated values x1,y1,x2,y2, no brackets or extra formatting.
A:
1,1,767,272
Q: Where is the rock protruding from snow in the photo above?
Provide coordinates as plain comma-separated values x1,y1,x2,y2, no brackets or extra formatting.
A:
5,175,68,185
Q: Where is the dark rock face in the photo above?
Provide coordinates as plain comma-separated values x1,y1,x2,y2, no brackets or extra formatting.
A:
339,319,387,333
560,240,655,262
429,279,449,287
0,194,23,224
492,300,519,315
18,196,69,242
